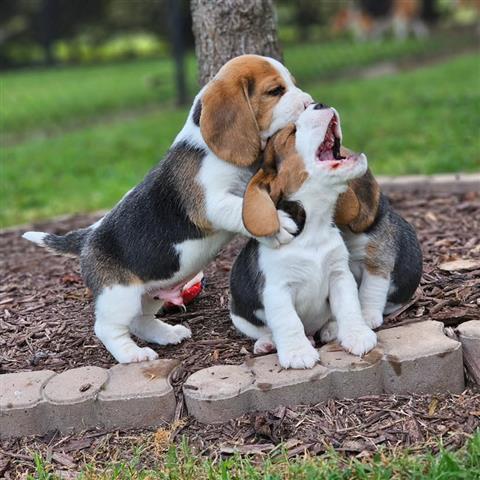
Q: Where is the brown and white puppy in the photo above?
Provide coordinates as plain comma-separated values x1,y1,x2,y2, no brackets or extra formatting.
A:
229,104,377,369
23,55,313,364
320,170,422,341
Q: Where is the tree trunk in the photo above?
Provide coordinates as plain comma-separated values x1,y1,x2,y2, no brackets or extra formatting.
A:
167,0,188,106
190,0,282,86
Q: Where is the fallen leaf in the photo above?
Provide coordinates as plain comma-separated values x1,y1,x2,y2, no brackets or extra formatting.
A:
428,398,439,416
438,259,480,272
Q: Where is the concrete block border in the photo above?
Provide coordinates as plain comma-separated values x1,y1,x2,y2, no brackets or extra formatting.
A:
184,321,464,424
456,320,480,384
0,359,179,440
0,321,470,438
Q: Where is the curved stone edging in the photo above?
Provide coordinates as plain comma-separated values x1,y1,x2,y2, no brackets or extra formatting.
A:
2,321,478,438
0,359,180,439
183,321,465,424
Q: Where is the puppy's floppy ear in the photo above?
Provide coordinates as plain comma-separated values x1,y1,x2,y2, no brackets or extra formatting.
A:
337,168,381,233
334,187,360,225
200,77,260,167
242,140,279,237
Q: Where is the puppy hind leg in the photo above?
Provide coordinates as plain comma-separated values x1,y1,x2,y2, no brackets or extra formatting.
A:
359,271,390,329
94,285,158,363
320,319,338,343
130,296,191,345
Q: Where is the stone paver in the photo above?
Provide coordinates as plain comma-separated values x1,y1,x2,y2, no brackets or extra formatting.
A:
98,359,180,430
0,321,470,438
456,320,480,385
0,370,55,438
0,360,180,439
184,321,464,424
44,366,109,433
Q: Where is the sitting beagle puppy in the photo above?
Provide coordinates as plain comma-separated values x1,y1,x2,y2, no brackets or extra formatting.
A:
23,55,313,364
229,103,377,369
321,170,422,341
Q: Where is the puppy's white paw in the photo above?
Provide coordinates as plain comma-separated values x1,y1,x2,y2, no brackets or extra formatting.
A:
163,324,192,345
278,340,319,369
117,346,159,364
254,336,277,354
275,210,297,245
362,310,384,329
339,325,377,357
278,210,298,235
320,320,338,343
255,211,297,249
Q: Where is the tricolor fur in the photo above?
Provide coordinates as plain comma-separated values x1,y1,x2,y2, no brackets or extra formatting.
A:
230,104,377,369
322,174,423,338
23,55,313,364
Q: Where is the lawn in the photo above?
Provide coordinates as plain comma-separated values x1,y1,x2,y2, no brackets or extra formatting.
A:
1,34,473,136
29,432,480,480
1,51,479,227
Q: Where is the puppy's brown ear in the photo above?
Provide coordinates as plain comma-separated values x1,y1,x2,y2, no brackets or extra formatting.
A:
242,140,280,237
334,187,360,225
200,78,260,167
346,169,381,233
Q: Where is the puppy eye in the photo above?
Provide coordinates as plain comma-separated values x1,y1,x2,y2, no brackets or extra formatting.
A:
267,86,285,96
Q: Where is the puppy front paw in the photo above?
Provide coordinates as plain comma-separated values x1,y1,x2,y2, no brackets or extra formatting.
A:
275,210,298,245
255,210,297,248
116,346,159,364
362,309,384,329
338,325,377,357
277,340,319,369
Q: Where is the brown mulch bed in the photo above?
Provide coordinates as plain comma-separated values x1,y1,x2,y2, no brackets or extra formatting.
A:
1,190,480,477
1,190,479,375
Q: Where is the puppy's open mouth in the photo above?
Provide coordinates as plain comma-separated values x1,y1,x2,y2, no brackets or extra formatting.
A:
316,115,345,163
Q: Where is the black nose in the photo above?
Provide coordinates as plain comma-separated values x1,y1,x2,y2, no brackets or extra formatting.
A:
314,102,329,110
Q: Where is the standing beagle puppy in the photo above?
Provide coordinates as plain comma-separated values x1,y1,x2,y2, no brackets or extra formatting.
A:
23,55,313,364
321,170,422,341
229,104,377,369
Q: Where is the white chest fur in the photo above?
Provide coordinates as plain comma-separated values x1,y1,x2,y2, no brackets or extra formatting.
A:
258,226,347,334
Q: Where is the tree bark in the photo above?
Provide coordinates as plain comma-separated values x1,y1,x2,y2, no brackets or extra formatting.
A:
190,0,282,86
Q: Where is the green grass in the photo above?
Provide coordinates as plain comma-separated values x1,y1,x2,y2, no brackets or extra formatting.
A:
1,35,472,136
0,57,198,136
28,431,480,479
2,53,478,227
308,52,480,176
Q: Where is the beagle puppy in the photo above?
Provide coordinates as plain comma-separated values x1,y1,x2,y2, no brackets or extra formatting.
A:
321,170,423,341
23,55,313,364
229,103,377,369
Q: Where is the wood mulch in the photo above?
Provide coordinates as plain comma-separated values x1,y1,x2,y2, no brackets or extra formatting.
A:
1,190,479,376
1,189,479,477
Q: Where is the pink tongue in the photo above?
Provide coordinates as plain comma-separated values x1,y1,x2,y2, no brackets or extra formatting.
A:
318,149,335,162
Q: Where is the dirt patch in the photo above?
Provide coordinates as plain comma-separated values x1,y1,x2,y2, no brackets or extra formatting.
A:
1,191,479,376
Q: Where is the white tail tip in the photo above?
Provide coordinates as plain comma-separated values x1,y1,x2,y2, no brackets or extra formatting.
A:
22,231,47,246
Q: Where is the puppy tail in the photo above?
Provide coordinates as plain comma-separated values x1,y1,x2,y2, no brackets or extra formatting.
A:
22,228,89,256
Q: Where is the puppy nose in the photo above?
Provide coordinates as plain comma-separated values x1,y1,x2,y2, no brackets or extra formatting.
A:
314,102,329,110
